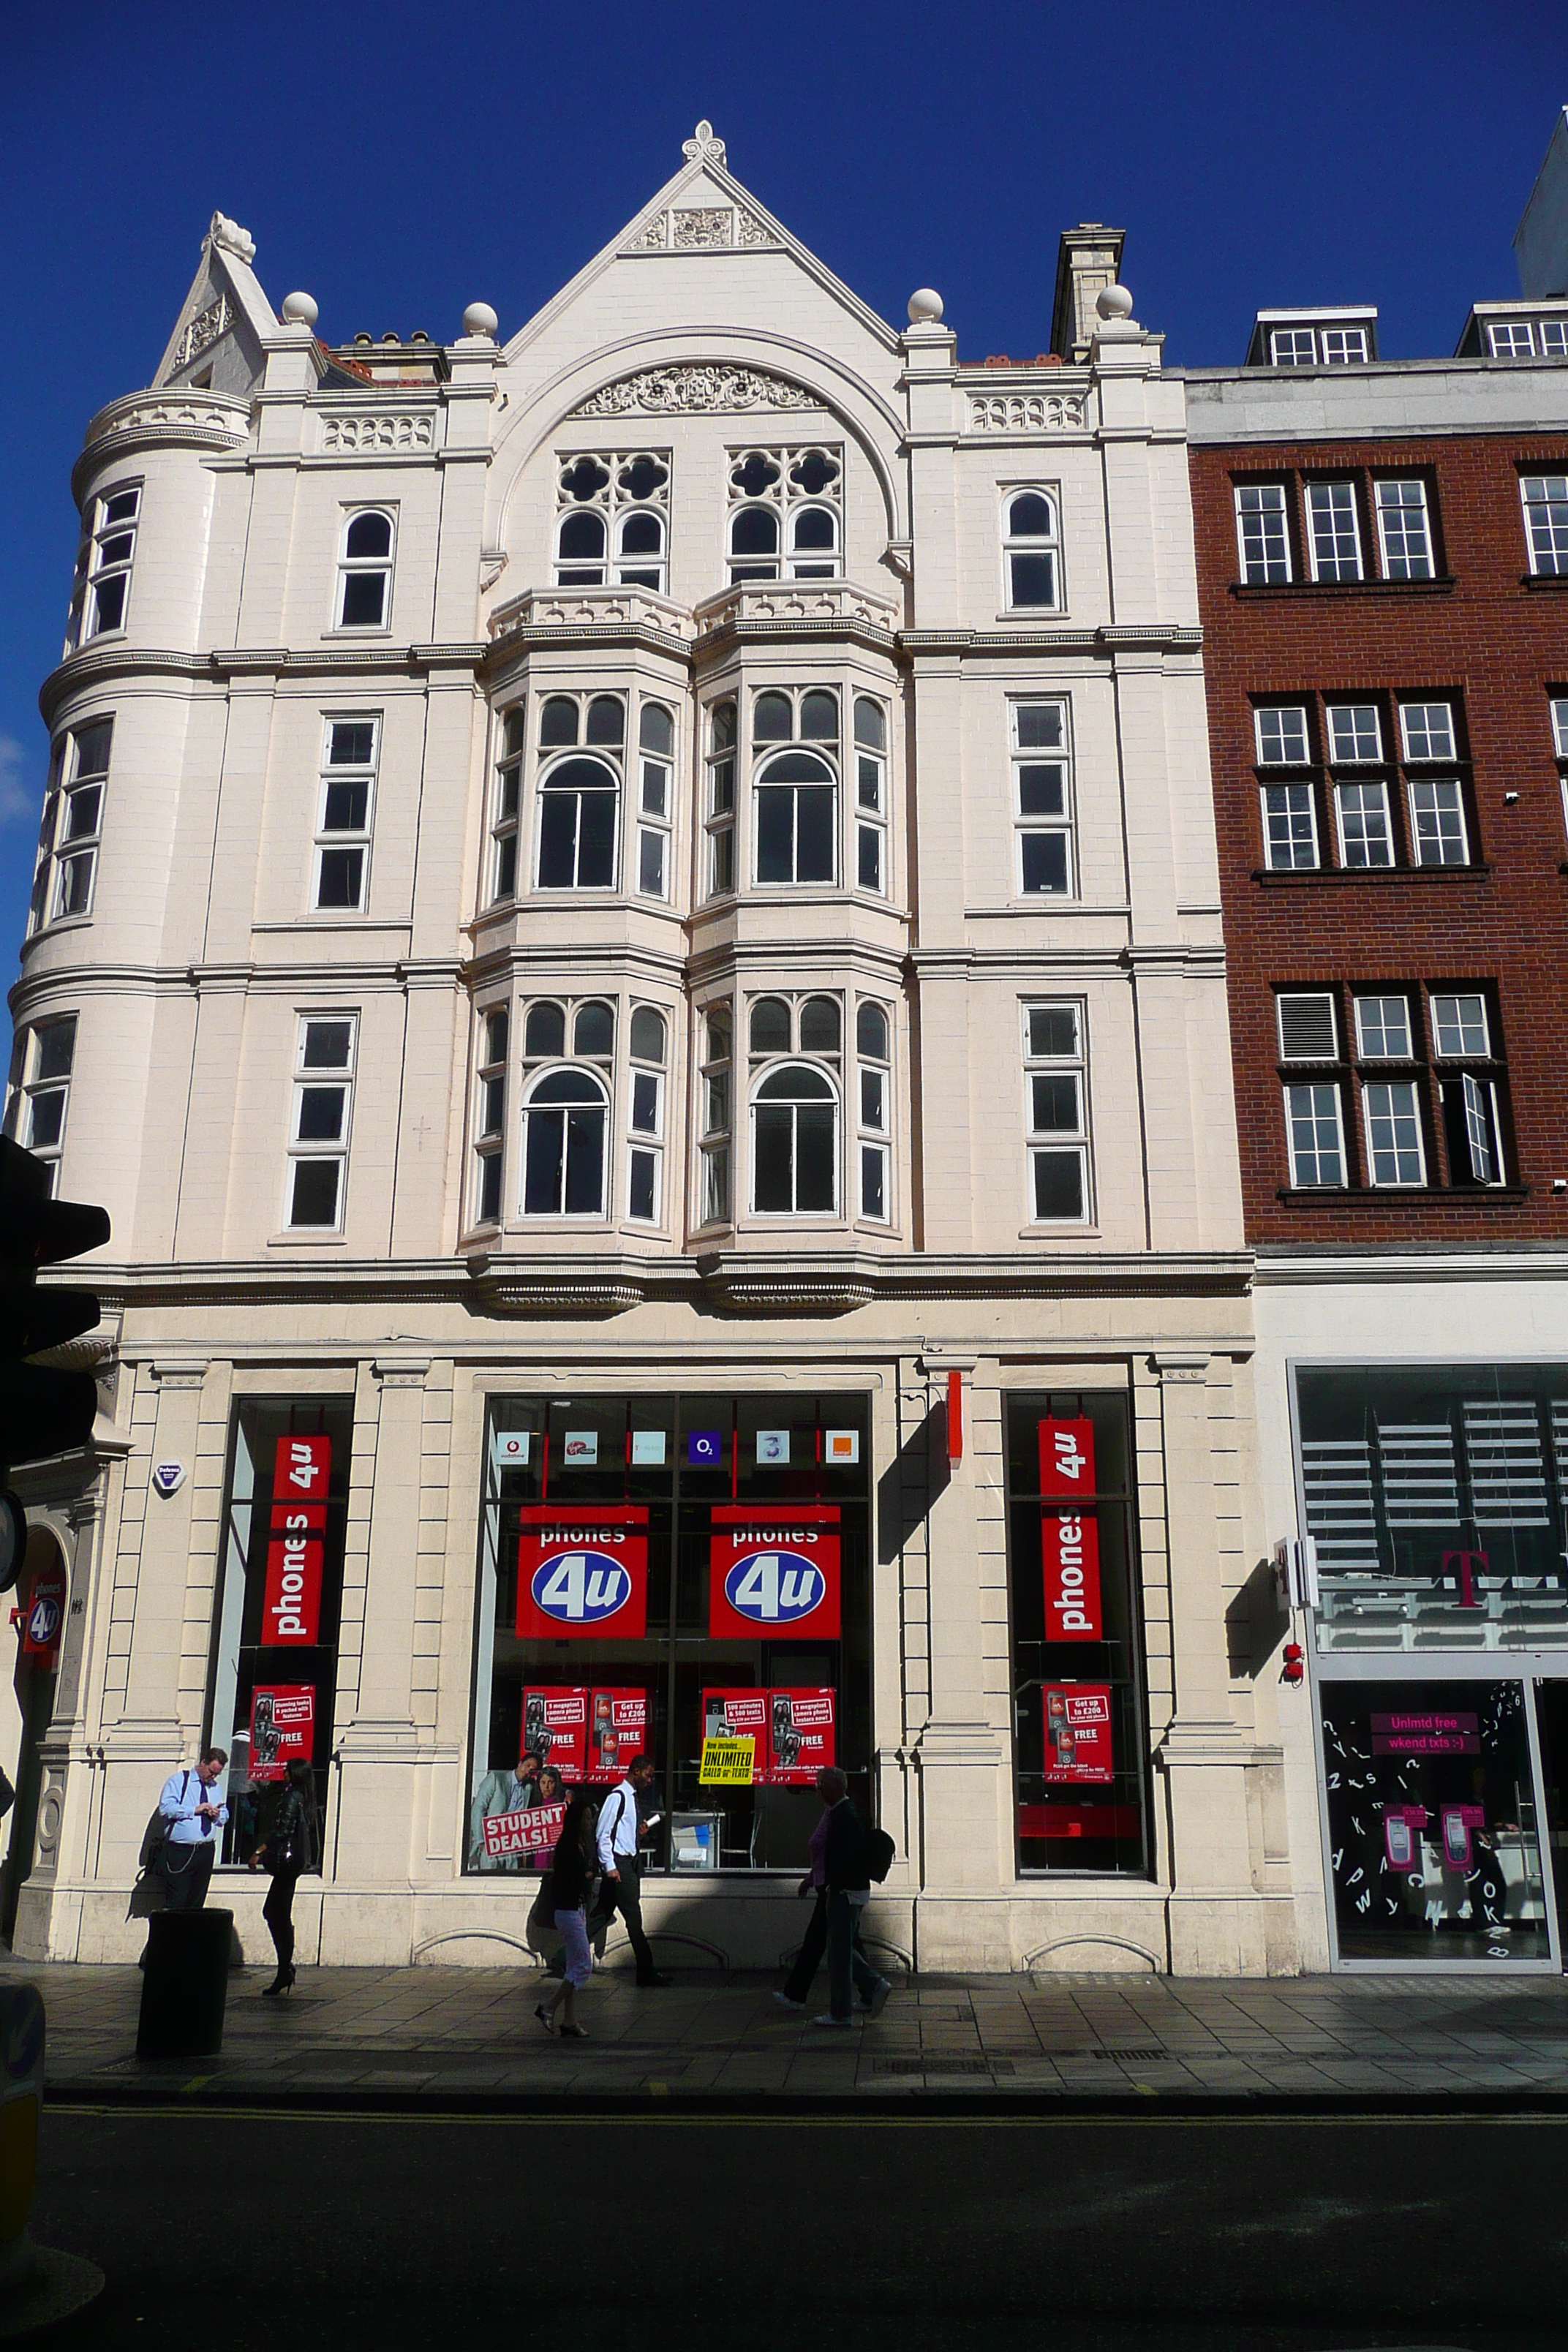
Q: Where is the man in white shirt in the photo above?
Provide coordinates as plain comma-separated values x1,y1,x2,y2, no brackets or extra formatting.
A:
589,1754,670,1986
159,1746,230,1911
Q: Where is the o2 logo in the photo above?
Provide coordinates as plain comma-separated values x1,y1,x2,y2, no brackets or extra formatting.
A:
724,1548,826,1627
530,1550,632,1627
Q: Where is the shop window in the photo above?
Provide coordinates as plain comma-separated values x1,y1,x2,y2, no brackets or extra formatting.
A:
208,1397,353,1866
1320,1680,1548,1962
470,1392,872,1876
1003,1390,1147,1877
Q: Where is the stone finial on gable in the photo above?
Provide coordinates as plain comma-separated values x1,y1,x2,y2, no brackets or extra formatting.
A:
682,120,726,167
208,211,257,265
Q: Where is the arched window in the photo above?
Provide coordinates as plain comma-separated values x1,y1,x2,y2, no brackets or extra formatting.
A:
1003,491,1060,611
556,509,607,587
753,691,792,742
522,1068,608,1216
729,505,780,584
337,509,395,628
573,1000,614,1058
750,997,791,1055
540,696,579,747
789,505,838,580
752,1063,837,1213
799,690,839,742
856,1000,889,1061
524,1000,565,1058
799,995,841,1053
617,510,666,592
630,1005,666,1063
537,756,618,890
584,696,624,747
755,750,835,883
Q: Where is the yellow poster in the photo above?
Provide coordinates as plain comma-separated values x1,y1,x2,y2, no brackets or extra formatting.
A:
699,1735,756,1785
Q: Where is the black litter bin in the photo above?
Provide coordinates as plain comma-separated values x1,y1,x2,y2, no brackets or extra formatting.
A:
137,1908,233,2060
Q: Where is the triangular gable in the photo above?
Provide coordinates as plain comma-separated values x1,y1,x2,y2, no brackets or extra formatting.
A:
505,122,899,362
153,212,276,396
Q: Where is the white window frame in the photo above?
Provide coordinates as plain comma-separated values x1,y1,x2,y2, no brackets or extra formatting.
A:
1305,480,1363,582
473,1004,509,1227
519,1064,611,1218
1270,328,1318,366
748,1061,840,1217
1022,1000,1090,1225
1361,1079,1426,1187
334,508,396,632
750,690,840,889
704,698,737,900
71,484,140,646
491,706,524,903
853,999,892,1225
1489,321,1537,358
285,1014,358,1232
725,446,843,585
1276,992,1339,1062
1284,1082,1345,1188
852,696,888,897
37,718,113,930
15,1017,78,1194
1430,992,1490,1060
552,449,671,592
1521,475,1568,576
696,1000,733,1227
635,701,674,902
1326,703,1383,764
1399,701,1456,763
533,695,625,893
313,715,380,913
1353,994,1411,1061
1542,320,1568,358
1321,326,1368,364
1011,697,1074,897
1260,783,1319,871
1408,777,1469,867
1001,487,1062,613
1235,482,1292,584
1254,704,1311,766
1553,695,1568,846
1334,779,1394,868
626,1004,668,1226
1374,479,1434,580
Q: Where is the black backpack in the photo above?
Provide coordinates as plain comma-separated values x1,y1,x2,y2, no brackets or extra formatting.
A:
866,1825,896,1883
138,1771,188,1869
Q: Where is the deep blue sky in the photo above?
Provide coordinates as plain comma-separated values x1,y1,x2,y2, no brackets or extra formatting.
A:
3,0,1564,969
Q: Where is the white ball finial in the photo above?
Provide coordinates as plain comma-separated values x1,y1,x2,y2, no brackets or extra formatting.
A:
462,301,499,340
1096,283,1134,321
908,287,944,325
280,290,318,328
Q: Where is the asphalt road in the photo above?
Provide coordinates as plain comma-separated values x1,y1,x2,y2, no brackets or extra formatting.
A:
26,2106,1568,2351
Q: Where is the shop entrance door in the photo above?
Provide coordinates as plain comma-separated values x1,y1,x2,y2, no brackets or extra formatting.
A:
1534,1682,1568,1959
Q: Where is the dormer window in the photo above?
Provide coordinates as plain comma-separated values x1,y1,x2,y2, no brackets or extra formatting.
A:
1251,313,1376,369
1488,317,1568,359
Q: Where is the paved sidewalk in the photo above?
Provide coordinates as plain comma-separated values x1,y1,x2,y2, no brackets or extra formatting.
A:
18,1953,1568,2106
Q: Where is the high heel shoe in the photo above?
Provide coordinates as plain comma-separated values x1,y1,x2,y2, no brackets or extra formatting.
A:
535,2002,555,2034
261,1964,296,1997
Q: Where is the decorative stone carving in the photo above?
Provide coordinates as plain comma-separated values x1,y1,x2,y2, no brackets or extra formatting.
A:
208,211,256,264
489,584,695,641
630,214,668,251
671,208,732,249
176,295,233,370
479,547,509,592
320,412,436,452
694,578,899,641
968,392,1087,433
737,209,776,246
573,365,815,418
682,119,727,166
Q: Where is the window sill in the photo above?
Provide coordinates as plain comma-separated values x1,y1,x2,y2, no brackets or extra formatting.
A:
252,916,411,932
995,609,1067,623
1252,863,1491,884
322,627,396,641
1019,1223,1101,1239
1522,573,1568,588
1275,1186,1530,1205
1231,576,1456,599
268,1230,350,1246
21,916,94,948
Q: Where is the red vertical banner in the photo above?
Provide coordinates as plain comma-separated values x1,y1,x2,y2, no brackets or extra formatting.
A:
1043,1510,1102,1640
1039,1416,1094,1497
273,1433,331,1503
265,1437,330,1646
250,1685,315,1782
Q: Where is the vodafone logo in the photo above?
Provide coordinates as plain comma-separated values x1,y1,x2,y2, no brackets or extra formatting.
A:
723,1547,826,1627
530,1549,633,1627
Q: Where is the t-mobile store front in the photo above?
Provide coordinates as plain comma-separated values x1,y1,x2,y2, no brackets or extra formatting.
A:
468,1392,872,1885
1300,1362,1568,1969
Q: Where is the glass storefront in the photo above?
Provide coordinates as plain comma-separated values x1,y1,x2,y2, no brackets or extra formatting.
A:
208,1396,353,1864
1297,1363,1568,1651
1003,1389,1149,1877
1319,1678,1550,1962
469,1391,871,1874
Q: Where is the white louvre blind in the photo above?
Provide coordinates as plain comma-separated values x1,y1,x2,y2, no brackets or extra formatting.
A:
1464,1401,1550,1528
1301,1439,1379,1572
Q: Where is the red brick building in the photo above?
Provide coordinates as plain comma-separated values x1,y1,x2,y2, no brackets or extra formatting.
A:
1186,285,1568,1974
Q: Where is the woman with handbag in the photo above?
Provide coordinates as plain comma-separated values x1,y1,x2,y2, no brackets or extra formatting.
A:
248,1757,320,1997
535,1788,596,2040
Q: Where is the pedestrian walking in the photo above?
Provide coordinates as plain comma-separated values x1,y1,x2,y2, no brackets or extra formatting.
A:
814,1766,891,2027
587,1754,671,1986
248,1757,320,1997
157,1747,230,1912
535,1789,597,2039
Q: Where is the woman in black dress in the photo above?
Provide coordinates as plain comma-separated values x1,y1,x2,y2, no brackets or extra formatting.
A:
249,1757,319,1997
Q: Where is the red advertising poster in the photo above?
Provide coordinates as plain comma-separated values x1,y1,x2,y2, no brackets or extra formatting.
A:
261,1523,324,1646
1371,1711,1480,1757
708,1507,840,1640
587,1688,648,1784
522,1686,589,1779
273,1433,331,1503
703,1688,767,1779
1043,1508,1102,1642
516,1506,648,1640
767,1688,835,1784
1043,1684,1113,1784
21,1558,67,1660
482,1802,566,1861
250,1684,315,1782
1039,1416,1095,1499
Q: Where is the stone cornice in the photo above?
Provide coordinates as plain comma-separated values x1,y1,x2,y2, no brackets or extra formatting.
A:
39,643,486,726
902,622,1201,657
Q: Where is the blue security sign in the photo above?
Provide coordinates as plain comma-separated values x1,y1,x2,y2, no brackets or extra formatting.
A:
723,1548,826,1627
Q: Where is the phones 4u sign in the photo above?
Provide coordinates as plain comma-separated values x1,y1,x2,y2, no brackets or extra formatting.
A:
262,1433,330,1646
709,1507,840,1638
1039,1417,1101,1642
516,1507,648,1638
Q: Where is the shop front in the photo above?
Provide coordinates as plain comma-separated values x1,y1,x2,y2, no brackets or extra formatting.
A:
1297,1360,1568,1970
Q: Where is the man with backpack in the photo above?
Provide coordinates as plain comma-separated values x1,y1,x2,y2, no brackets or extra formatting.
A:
155,1747,230,1911
589,1754,671,1987
815,1766,892,2027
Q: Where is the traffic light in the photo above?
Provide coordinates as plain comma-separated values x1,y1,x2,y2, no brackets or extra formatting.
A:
0,1137,110,1591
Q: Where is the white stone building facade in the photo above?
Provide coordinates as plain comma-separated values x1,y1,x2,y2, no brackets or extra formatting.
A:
4,132,1297,1975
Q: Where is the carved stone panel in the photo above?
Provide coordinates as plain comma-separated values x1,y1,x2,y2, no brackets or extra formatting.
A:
573,366,815,418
